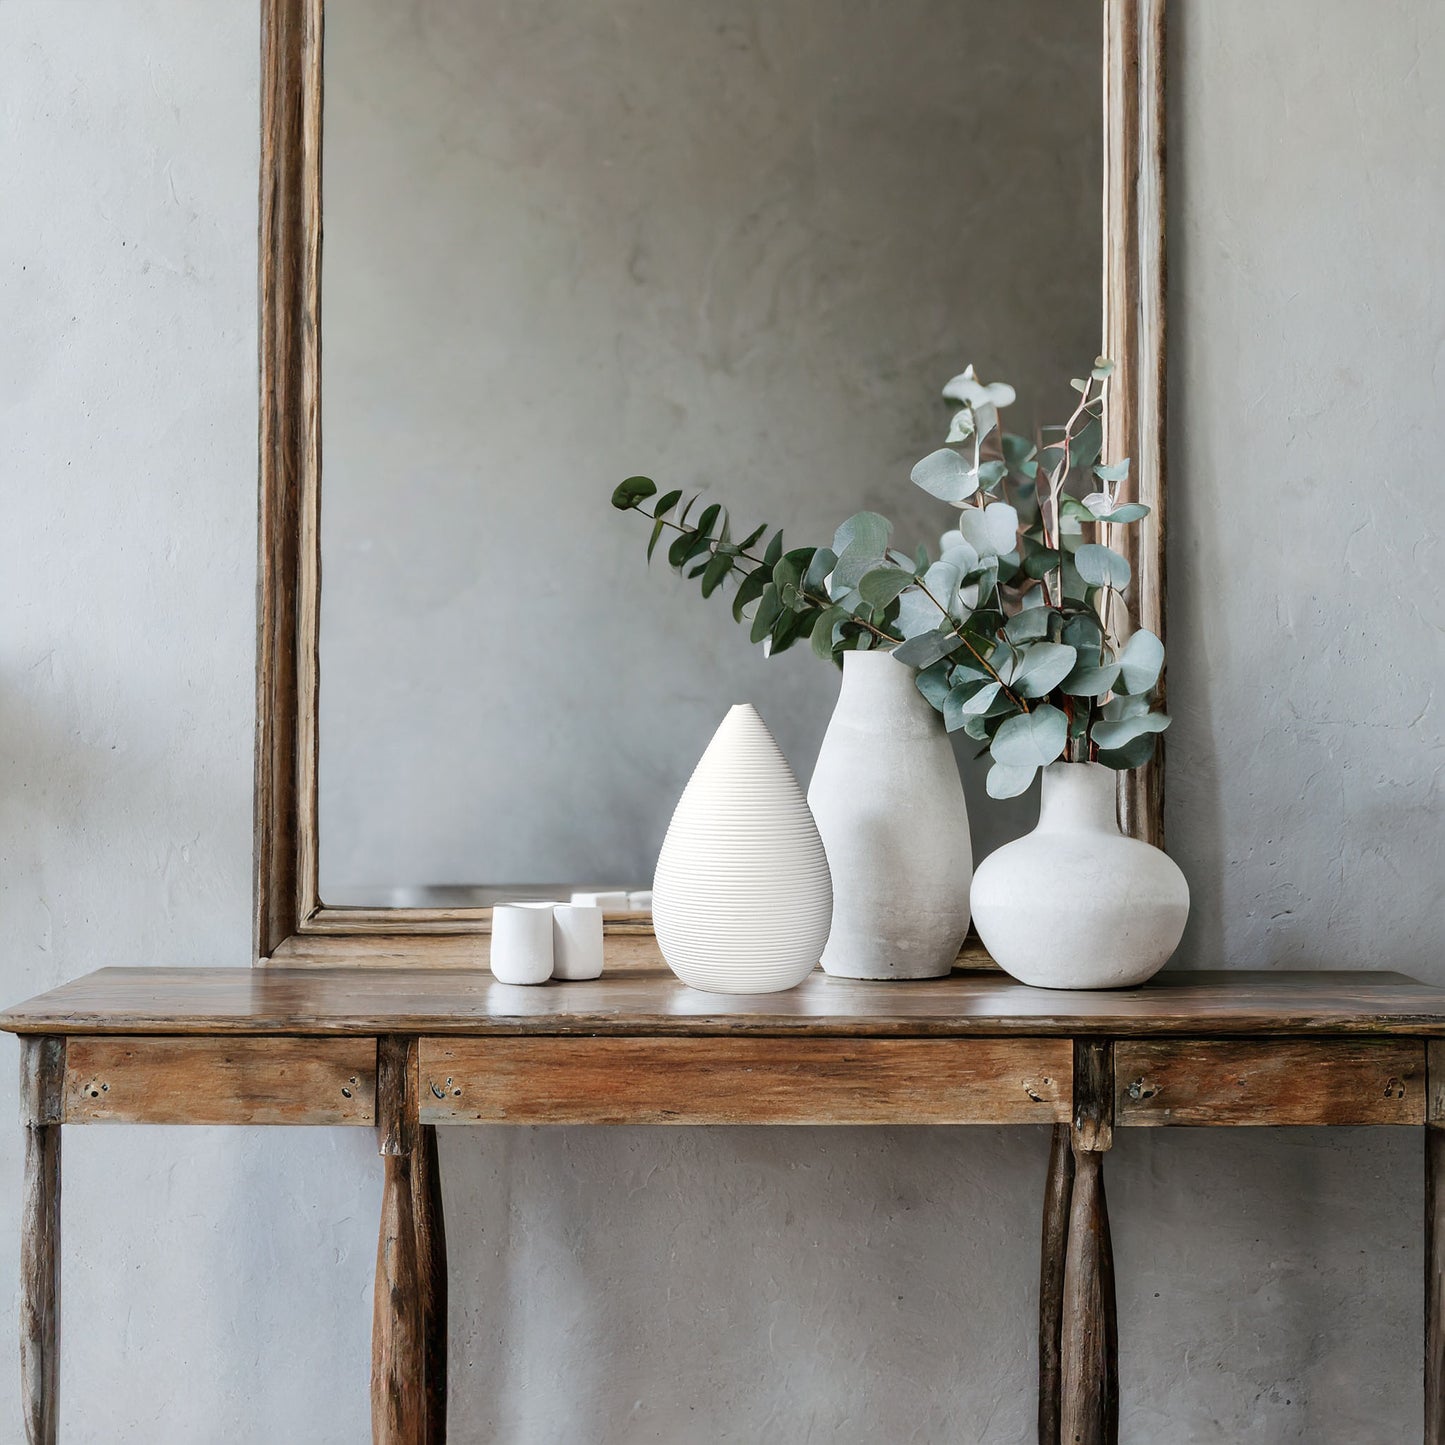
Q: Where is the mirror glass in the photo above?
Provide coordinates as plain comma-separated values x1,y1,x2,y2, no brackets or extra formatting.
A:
318,0,1102,906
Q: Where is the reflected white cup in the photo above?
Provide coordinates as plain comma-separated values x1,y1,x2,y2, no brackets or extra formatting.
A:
490,903,555,984
552,904,604,980
570,890,631,911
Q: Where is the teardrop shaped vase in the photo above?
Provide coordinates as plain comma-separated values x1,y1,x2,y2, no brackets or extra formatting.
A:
653,705,833,994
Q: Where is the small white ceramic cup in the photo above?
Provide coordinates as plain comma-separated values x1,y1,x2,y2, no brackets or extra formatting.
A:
552,904,604,980
490,903,555,984
570,890,631,912
627,890,653,912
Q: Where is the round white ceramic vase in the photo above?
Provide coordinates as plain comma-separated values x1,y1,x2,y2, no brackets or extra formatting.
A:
807,650,972,980
971,761,1189,989
652,704,832,994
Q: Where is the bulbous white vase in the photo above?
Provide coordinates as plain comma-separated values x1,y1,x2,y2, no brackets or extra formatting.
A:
807,651,972,979
653,704,832,994
971,761,1189,989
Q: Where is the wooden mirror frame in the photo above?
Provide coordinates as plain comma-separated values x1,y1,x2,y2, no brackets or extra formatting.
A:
253,0,1167,966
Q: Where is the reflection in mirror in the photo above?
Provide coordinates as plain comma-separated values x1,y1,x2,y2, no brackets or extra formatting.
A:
319,0,1101,905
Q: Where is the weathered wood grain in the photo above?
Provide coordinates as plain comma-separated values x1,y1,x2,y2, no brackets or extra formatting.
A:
373,1037,424,1444
1428,1042,1445,1442
20,1038,64,1445
1039,1122,1075,1445
5,968,1444,1041
62,1037,375,1125
413,1125,447,1445
1060,1040,1118,1445
420,1037,1070,1126
1116,1039,1425,1127
1105,0,1167,851
255,0,322,960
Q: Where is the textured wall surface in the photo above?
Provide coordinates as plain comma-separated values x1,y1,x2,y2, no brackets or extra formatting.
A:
316,0,1102,897
0,2,1441,1443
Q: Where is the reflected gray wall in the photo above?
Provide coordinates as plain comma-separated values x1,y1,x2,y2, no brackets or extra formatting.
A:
5,2,1443,1441
317,0,1101,896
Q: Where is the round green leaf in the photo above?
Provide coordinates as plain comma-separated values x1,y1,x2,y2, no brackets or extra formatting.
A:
1074,543,1132,590
991,705,1068,767
1012,642,1078,700
859,566,914,609
611,476,656,510
958,501,1019,559
986,761,1038,799
910,448,974,503
1116,628,1165,694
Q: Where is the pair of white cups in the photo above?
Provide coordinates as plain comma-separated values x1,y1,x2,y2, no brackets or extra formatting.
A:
490,902,604,985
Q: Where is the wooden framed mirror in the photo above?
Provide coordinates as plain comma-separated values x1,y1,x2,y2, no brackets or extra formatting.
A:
254,0,1165,966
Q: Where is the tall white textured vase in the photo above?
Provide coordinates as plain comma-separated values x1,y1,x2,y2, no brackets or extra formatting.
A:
653,705,832,994
808,650,972,979
971,761,1189,989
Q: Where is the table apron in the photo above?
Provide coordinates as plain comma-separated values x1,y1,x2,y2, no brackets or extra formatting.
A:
1116,1038,1427,1127
419,1036,1073,1126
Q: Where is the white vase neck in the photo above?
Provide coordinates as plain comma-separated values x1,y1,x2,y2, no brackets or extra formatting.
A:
837,650,935,731
1037,762,1120,835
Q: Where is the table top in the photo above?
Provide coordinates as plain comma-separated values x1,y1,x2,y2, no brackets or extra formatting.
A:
4,964,1445,1038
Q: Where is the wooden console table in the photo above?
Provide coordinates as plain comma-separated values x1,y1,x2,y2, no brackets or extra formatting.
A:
6,964,1445,1444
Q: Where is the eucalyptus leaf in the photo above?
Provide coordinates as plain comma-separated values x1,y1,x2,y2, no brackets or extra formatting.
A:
893,628,958,670
1002,432,1039,479
1012,642,1078,699
976,460,1008,492
944,680,1001,732
610,476,656,510
914,660,952,710
859,566,914,609
1070,416,1103,469
1093,459,1130,484
730,566,769,622
810,604,848,660
1062,612,1104,653
991,705,1068,767
1101,692,1152,722
1090,711,1171,751
699,551,732,597
653,488,682,519
910,448,975,503
1097,733,1160,771
737,521,768,551
1074,543,1132,590
748,584,782,643
1061,661,1121,698
986,761,1038,799
1116,627,1165,694
1003,606,1057,643
764,530,784,568
803,547,837,598
957,500,1019,559
646,515,667,562
946,409,975,444
942,367,1016,412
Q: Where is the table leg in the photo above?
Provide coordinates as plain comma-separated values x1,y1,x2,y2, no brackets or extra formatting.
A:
373,1038,425,1445
1039,1123,1075,1444
1060,1040,1118,1445
1428,1120,1445,1440
20,1037,64,1445
413,1124,448,1445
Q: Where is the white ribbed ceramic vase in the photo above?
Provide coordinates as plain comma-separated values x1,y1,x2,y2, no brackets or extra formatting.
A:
653,705,832,994
807,651,972,979
971,762,1190,989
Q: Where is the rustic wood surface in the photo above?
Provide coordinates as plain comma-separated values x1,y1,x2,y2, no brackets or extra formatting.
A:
255,0,321,960
20,1038,63,1445
373,1038,424,1445
1116,1039,1425,1127
413,1125,447,1445
1105,0,1167,850
5,968,1442,1040
1060,1041,1119,1445
62,1037,376,1125
419,1038,1071,1126
1429,1042,1445,1442
1038,1122,1075,1445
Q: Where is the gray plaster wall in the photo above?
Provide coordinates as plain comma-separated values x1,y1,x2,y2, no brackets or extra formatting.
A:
0,2,1440,1443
